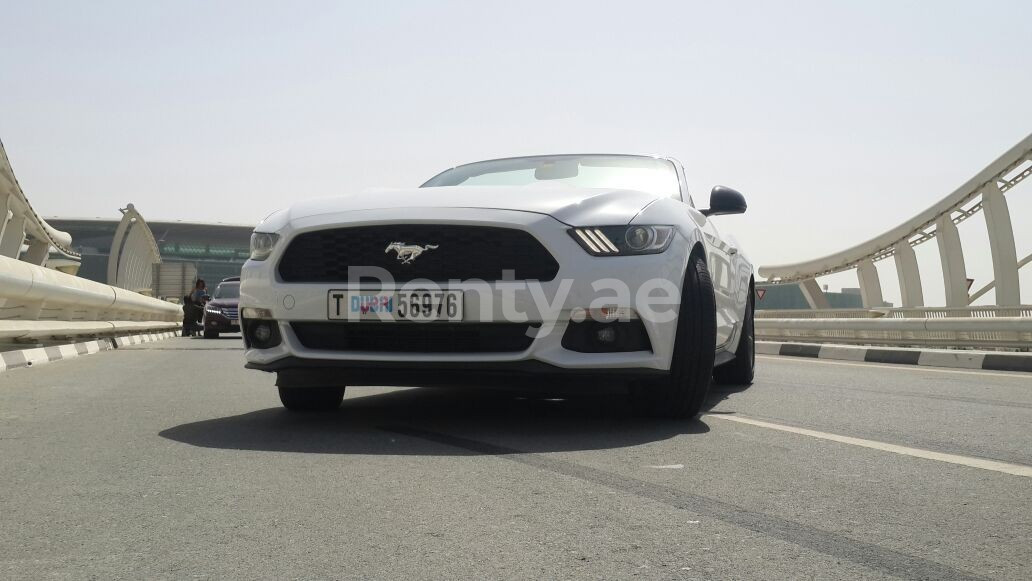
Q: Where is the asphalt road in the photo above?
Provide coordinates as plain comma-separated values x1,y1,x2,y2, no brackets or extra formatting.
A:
1,336,1030,580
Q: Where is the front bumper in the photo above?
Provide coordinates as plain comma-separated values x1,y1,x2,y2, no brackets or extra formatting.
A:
240,208,689,375
247,357,667,390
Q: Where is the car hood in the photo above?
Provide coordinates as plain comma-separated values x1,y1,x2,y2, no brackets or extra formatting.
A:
270,186,662,228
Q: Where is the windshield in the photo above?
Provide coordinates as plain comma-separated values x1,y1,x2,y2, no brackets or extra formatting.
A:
422,155,681,198
213,283,239,299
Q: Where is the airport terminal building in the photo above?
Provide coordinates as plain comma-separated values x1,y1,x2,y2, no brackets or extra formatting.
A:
47,218,253,285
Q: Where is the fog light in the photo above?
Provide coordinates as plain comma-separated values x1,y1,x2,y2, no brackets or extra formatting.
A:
561,320,652,353
243,317,281,349
570,307,636,322
595,326,617,343
253,322,273,343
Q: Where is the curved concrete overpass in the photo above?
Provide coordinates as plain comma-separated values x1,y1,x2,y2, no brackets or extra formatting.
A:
0,139,79,265
760,134,1032,309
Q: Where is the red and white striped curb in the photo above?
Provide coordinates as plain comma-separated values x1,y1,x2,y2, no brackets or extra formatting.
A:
0,330,180,373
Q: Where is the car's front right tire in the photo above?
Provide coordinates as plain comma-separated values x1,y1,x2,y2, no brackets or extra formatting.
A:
713,291,755,386
278,386,346,411
636,249,716,419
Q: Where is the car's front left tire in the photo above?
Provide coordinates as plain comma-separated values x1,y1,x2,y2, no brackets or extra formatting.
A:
636,249,716,419
278,387,346,411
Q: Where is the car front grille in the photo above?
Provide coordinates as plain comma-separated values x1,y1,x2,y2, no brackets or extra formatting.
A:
290,322,538,353
277,225,559,283
222,307,239,319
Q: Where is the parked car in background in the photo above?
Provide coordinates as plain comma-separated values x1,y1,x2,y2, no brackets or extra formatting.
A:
202,277,240,338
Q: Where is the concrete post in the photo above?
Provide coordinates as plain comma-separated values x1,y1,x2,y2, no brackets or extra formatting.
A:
21,237,50,266
0,215,27,258
935,216,969,307
0,193,10,247
893,240,924,308
855,259,883,308
798,278,831,309
981,183,1020,306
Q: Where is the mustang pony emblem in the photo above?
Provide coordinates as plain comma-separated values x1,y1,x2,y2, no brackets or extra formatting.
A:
385,242,438,264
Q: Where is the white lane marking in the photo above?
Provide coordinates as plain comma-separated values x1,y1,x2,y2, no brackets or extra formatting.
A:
647,464,684,469
704,413,1032,478
757,354,1031,380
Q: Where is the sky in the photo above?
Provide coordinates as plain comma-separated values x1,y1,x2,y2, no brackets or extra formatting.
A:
2,0,1030,305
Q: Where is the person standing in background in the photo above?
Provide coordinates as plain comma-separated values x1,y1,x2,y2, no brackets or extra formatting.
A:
191,279,207,304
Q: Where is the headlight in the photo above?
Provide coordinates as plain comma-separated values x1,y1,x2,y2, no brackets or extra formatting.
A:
569,226,675,256
241,307,273,320
249,232,280,260
204,306,221,314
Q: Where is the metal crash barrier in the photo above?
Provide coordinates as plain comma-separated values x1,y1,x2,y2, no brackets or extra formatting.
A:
0,254,181,341
756,314,1032,350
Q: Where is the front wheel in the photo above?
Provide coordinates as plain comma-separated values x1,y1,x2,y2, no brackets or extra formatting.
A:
636,250,717,419
203,329,220,339
278,386,346,411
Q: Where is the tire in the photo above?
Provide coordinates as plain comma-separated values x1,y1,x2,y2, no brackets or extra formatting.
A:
203,329,220,339
636,250,717,418
713,290,755,386
278,386,346,411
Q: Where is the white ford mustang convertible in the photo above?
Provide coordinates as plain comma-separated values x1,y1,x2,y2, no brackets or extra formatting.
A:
240,154,754,417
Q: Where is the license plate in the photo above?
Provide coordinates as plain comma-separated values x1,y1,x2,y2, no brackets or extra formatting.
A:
328,290,463,321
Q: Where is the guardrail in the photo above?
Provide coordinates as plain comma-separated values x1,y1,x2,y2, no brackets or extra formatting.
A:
757,306,1032,319
757,309,883,319
0,254,180,340
756,315,1032,350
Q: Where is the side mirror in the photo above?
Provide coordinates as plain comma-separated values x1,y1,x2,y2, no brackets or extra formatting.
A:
701,186,747,216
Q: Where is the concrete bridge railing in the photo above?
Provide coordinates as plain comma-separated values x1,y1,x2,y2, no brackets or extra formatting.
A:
756,134,1031,351
756,315,1032,350
0,255,181,340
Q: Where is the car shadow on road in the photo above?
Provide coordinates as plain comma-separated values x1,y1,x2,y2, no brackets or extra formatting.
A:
158,383,752,456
